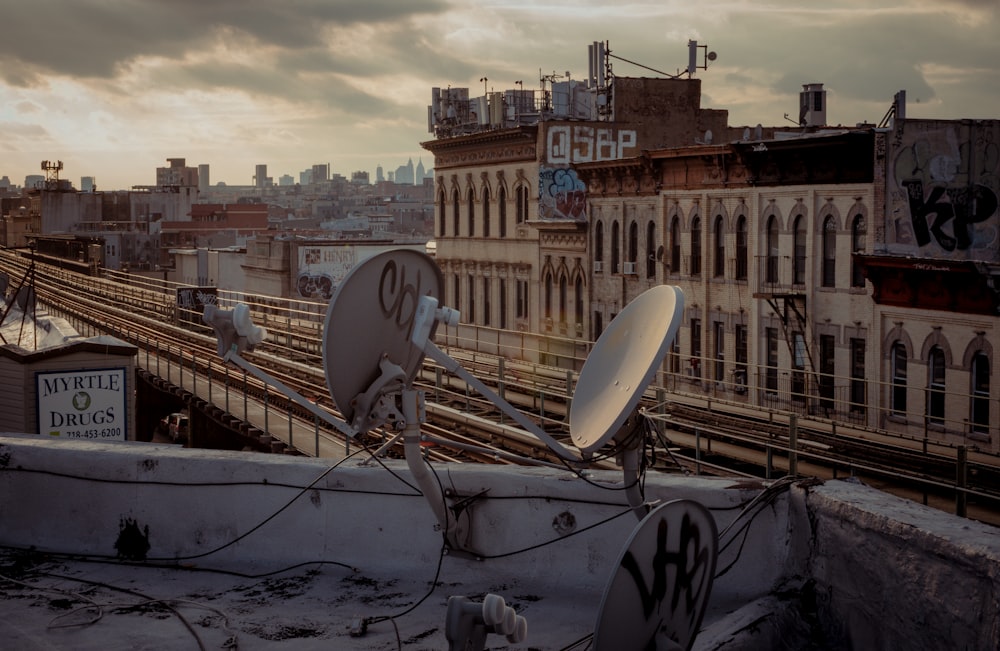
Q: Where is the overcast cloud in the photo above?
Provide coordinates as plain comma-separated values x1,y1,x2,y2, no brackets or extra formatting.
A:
1,0,997,189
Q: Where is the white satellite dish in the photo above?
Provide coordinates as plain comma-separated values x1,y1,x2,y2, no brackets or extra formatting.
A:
322,249,443,426
570,285,683,453
593,499,718,651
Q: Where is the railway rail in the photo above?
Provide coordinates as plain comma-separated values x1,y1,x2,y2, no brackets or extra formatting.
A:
2,250,999,521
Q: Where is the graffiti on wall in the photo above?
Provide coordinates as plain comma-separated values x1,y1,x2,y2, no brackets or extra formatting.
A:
888,123,1000,261
537,126,639,221
539,166,586,220
296,246,357,300
546,125,638,165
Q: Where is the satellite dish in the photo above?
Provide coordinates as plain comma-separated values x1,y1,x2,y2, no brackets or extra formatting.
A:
323,249,443,425
593,499,718,651
569,285,683,453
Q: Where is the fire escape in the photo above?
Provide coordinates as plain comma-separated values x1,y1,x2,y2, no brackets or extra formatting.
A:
753,254,817,406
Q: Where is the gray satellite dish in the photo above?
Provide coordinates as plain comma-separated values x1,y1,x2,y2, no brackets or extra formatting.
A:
322,249,443,426
593,499,718,651
569,285,683,453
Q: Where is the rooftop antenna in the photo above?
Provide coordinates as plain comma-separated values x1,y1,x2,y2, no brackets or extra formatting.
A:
0,242,40,349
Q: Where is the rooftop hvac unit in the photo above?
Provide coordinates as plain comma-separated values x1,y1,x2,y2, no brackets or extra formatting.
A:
799,83,827,127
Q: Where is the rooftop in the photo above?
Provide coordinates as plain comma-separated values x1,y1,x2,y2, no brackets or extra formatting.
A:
1,435,998,651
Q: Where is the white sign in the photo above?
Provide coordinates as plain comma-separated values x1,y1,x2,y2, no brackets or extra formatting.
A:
36,368,128,440
546,125,637,164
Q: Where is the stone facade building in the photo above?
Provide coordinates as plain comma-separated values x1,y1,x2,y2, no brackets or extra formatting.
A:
422,62,1000,453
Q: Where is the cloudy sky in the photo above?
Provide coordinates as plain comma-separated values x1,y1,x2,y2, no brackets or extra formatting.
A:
2,0,998,191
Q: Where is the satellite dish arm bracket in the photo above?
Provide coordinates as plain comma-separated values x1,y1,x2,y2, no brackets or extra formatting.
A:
226,351,357,440
349,355,407,432
421,341,580,463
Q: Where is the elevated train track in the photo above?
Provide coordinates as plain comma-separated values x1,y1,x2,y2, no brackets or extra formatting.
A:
2,250,998,522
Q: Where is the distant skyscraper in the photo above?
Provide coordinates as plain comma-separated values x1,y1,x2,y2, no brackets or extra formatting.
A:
394,158,415,185
376,164,384,183
415,159,426,184
254,164,267,189
81,177,96,192
311,164,329,184
198,164,210,193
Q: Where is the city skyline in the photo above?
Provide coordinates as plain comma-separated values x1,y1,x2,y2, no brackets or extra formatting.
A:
2,0,998,191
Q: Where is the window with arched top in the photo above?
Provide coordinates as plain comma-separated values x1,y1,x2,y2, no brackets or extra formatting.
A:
544,272,553,320
559,274,567,324
851,214,866,288
467,188,476,237
645,220,656,278
670,217,681,273
793,215,806,285
891,341,908,416
628,221,638,266
515,185,529,224
498,186,507,238
611,221,620,274
594,221,604,269
690,216,702,276
438,190,446,238
575,276,584,327
927,346,946,425
822,216,837,287
452,189,460,236
482,187,491,238
971,352,990,433
713,215,725,277
765,216,779,284
735,215,748,280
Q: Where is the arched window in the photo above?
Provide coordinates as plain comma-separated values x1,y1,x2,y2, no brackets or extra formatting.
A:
574,276,584,327
482,187,491,238
438,190,446,238
765,216,779,284
713,214,725,277
498,186,507,238
611,221,620,274
891,342,908,416
735,215,748,280
558,274,567,324
628,221,638,272
927,346,946,425
515,185,529,224
793,215,806,285
544,272,553,320
467,188,476,237
971,352,990,433
851,214,866,288
645,220,656,278
594,221,604,271
823,216,837,287
690,216,702,276
452,189,460,236
670,217,681,273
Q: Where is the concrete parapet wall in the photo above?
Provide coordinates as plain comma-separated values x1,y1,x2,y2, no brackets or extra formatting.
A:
0,435,996,649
